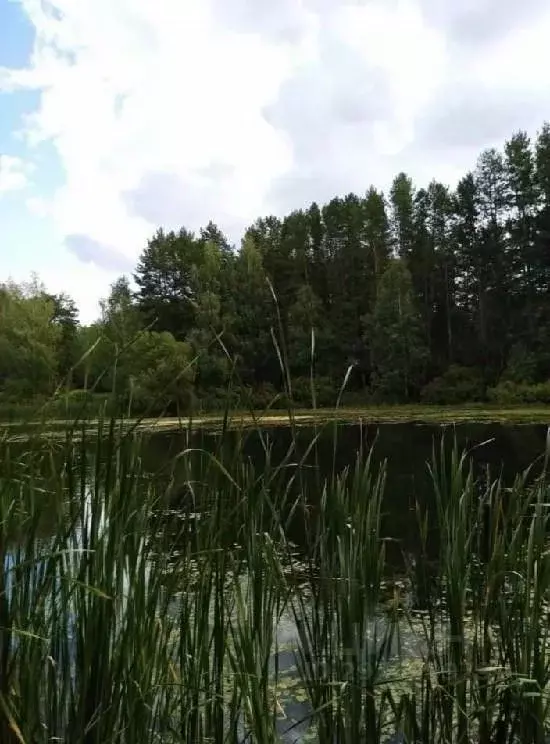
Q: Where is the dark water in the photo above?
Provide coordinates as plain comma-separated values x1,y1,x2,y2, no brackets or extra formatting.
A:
139,421,550,555
11,421,550,556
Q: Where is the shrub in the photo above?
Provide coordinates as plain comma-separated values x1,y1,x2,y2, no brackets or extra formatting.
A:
290,376,336,408
502,342,538,384
47,390,119,419
192,387,243,414
421,365,485,405
487,380,550,405
224,383,291,411
337,389,375,408
0,396,43,422
0,390,119,422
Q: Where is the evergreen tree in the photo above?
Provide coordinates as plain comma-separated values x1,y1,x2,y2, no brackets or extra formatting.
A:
390,172,415,259
504,131,538,299
5,118,550,407
134,228,204,339
474,148,510,369
45,292,79,383
364,260,428,400
452,173,481,363
231,236,277,384
426,180,455,365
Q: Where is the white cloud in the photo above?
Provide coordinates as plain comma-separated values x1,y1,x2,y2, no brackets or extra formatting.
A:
0,155,31,194
34,255,120,325
2,0,305,257
1,0,448,256
418,0,548,50
25,195,50,217
265,0,448,209
1,0,550,322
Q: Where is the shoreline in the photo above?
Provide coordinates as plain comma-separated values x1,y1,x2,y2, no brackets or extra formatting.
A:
3,403,550,436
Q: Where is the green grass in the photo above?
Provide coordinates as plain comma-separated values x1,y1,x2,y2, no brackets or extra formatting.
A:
1,412,550,742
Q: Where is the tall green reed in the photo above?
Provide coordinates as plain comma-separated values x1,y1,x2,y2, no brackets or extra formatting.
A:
3,409,550,743
289,442,399,743
401,434,550,744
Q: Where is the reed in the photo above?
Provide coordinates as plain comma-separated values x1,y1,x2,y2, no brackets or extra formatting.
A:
1,413,550,742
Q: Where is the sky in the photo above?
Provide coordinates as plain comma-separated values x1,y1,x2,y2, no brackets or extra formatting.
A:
1,0,550,324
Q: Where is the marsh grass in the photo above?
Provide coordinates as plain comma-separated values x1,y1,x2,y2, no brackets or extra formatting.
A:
1,406,550,742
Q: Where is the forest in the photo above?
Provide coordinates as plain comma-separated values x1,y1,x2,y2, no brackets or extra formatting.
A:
3,123,550,416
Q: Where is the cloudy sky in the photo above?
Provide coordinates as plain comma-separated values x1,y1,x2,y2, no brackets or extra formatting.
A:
1,0,550,322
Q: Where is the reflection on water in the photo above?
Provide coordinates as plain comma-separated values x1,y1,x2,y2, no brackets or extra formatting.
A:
16,421,550,548
143,421,549,555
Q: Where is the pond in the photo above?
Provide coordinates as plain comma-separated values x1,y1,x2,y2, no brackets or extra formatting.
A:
140,420,550,552
4,419,550,743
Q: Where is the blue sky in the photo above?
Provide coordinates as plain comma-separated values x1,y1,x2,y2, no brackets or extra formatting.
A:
0,0,42,265
0,0,31,72
1,0,550,323
0,0,133,321
0,0,79,302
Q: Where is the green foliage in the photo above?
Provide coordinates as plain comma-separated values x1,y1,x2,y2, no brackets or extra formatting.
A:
229,236,277,385
421,365,485,404
291,375,335,407
6,120,550,411
52,388,115,414
390,172,415,258
365,260,428,400
129,331,195,414
244,382,290,410
134,227,210,338
188,290,234,391
0,280,61,398
68,278,196,415
501,342,539,384
487,379,550,405
47,292,80,381
337,389,374,407
100,275,141,344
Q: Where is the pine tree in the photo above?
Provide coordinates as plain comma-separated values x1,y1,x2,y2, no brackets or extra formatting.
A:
365,260,428,399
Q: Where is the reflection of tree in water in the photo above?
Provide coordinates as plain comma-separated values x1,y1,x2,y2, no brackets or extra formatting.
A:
141,422,550,566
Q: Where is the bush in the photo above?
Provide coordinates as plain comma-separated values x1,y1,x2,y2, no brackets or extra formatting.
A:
421,365,485,405
200,383,290,412
487,380,550,405
290,376,336,408
502,343,538,384
0,390,118,422
47,390,119,419
0,396,43,422
337,389,375,408
250,384,291,410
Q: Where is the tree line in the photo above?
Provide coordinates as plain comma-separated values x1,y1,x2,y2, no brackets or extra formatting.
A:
3,123,550,415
